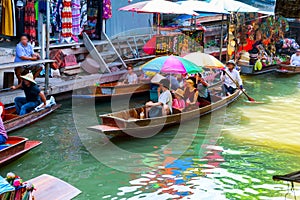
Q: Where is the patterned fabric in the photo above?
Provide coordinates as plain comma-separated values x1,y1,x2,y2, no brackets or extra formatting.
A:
61,0,72,37
71,0,81,36
103,0,112,20
51,0,63,32
24,0,36,42
80,0,87,32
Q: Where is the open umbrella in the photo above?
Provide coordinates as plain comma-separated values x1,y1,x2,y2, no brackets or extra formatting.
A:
183,52,225,68
141,55,202,74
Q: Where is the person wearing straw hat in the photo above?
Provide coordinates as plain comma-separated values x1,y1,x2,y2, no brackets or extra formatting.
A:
172,89,185,111
11,73,47,115
221,60,243,96
290,49,300,66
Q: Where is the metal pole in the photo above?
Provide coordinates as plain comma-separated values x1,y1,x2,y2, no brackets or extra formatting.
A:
45,0,50,94
219,14,224,61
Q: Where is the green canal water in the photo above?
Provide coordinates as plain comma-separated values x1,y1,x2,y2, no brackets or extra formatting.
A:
1,74,300,199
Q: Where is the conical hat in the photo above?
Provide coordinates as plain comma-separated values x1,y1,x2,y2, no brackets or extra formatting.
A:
20,73,36,84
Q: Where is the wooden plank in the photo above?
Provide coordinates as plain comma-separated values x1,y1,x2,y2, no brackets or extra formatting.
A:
28,174,81,200
0,59,55,70
61,47,89,55
63,68,82,76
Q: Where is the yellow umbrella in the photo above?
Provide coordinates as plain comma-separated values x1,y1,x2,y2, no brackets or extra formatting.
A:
183,52,225,69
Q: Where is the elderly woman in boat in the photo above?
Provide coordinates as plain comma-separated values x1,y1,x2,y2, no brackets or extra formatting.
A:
11,73,47,116
0,102,8,144
146,79,173,117
183,79,199,111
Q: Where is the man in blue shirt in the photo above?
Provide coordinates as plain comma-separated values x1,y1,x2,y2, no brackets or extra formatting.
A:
14,34,42,84
11,73,47,115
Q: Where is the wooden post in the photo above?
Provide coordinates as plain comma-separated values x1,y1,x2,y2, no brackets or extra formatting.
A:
45,0,50,94
219,14,225,61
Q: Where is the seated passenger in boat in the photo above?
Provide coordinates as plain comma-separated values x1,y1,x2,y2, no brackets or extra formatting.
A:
121,65,138,84
146,79,173,117
11,73,47,116
0,103,8,144
195,73,211,106
221,60,243,96
172,89,185,111
0,102,5,120
183,79,199,111
291,49,300,66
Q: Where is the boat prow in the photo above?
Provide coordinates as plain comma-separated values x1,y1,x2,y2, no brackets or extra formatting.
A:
276,64,300,74
27,174,82,200
0,136,42,166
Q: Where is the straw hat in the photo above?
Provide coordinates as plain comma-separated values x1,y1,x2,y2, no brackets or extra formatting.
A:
20,73,36,84
174,89,184,98
186,79,194,85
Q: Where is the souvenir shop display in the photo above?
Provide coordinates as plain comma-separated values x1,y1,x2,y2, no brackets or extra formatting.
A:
0,0,112,44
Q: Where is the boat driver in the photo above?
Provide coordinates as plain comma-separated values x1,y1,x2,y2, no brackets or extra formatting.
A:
11,73,47,116
221,60,243,96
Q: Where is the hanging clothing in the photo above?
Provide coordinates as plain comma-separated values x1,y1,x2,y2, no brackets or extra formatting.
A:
71,0,81,36
38,0,47,14
15,0,25,38
51,0,63,32
24,0,36,42
61,0,72,38
80,0,87,32
102,0,111,20
1,0,14,36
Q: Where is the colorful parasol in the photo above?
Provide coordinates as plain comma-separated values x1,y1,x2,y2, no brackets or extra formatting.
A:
141,55,203,74
183,52,225,69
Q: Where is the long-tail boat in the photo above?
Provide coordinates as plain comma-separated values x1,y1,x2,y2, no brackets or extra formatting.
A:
72,81,151,100
0,136,42,166
240,64,278,75
88,89,242,137
275,64,300,74
3,104,61,134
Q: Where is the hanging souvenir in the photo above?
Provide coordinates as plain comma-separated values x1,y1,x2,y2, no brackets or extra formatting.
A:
103,0,112,20
61,0,72,38
24,0,36,42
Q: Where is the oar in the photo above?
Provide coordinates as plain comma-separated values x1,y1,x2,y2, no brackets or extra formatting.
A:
224,70,256,102
0,88,11,93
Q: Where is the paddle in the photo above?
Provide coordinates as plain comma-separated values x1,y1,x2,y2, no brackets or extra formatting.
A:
223,70,256,102
0,88,12,93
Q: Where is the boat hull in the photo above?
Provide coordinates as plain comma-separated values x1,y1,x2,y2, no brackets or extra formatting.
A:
0,136,42,167
88,90,242,137
276,64,300,74
240,64,277,75
72,82,151,101
4,104,61,134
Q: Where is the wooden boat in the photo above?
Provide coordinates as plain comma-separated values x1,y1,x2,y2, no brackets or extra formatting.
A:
88,89,242,137
0,136,42,166
275,64,300,74
240,64,278,75
0,174,81,199
3,104,61,134
72,81,151,100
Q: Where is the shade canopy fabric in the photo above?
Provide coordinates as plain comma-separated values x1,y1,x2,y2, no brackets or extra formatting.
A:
210,0,259,13
183,52,225,69
141,55,203,74
177,0,229,14
119,0,199,16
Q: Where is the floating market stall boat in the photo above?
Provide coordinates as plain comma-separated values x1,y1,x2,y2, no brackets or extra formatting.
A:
3,104,61,134
240,64,278,75
0,173,81,200
88,89,242,137
0,136,42,166
275,64,300,74
72,82,151,100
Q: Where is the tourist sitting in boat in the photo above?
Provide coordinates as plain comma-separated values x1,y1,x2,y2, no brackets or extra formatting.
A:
14,34,43,84
290,49,300,66
221,60,243,96
11,73,47,116
0,104,8,145
195,73,211,106
172,89,185,111
146,79,172,117
121,65,138,84
183,79,199,111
